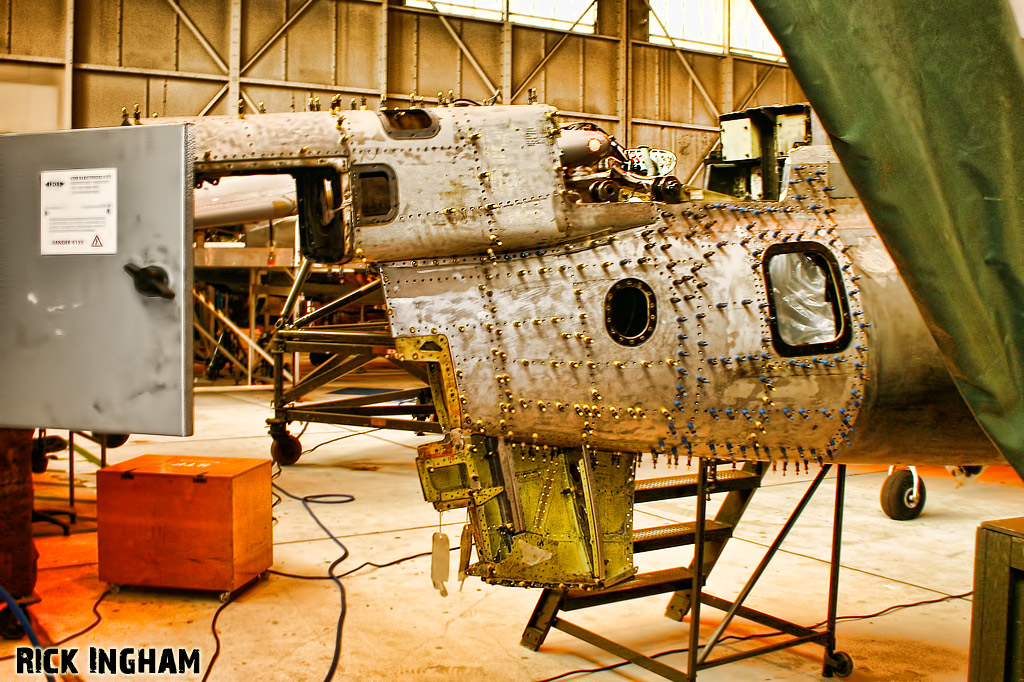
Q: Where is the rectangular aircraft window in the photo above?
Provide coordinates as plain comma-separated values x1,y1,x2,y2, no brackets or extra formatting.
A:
763,243,851,357
379,109,440,139
352,165,398,226
360,174,391,216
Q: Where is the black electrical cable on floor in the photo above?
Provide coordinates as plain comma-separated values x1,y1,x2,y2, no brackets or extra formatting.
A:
816,590,973,627
535,590,974,681
269,547,460,581
201,460,357,682
52,589,111,646
334,551,432,579
199,594,235,682
300,428,382,457
271,481,356,682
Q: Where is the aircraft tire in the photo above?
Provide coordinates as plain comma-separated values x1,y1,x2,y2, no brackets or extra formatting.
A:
880,469,926,520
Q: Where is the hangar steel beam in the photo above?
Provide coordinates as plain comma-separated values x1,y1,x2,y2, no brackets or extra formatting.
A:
424,0,498,95
378,0,389,105
738,60,785,110
510,0,598,102
228,0,242,112
62,0,74,129
617,0,629,146
0,54,65,66
198,84,229,116
240,76,379,96
240,90,261,115
631,117,718,132
73,63,225,82
501,17,511,103
165,0,234,116
641,0,720,120
165,0,229,73
241,0,318,74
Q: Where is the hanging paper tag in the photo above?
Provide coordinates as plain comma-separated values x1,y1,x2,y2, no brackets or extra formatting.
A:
458,524,473,590
431,532,450,597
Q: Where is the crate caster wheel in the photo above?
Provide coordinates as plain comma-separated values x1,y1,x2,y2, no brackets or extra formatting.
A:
109,583,121,595
271,435,302,466
94,433,130,448
219,592,232,604
825,651,854,678
881,469,926,520
0,606,25,640
259,571,269,580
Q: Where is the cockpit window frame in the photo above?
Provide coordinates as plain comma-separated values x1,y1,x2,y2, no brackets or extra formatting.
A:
762,241,853,358
376,109,441,140
351,163,399,226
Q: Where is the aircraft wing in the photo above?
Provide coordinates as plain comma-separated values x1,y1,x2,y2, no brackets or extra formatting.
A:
194,174,296,229
751,0,1024,479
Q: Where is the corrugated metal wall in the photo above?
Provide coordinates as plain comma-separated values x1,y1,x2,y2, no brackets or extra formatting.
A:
0,0,804,175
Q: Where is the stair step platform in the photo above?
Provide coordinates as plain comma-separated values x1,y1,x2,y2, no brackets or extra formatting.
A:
635,468,761,503
632,519,733,553
563,567,696,611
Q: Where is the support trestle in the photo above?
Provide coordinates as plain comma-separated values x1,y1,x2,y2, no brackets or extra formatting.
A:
521,463,853,680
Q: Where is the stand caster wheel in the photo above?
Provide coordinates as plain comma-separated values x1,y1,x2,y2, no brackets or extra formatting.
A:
0,606,25,640
271,435,302,466
825,650,854,678
881,469,926,520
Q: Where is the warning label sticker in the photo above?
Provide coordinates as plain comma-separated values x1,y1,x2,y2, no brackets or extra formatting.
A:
40,168,117,255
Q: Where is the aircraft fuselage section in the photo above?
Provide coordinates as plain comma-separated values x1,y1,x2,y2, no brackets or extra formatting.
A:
383,200,867,467
384,193,1003,468
166,102,1007,589
168,104,1003,469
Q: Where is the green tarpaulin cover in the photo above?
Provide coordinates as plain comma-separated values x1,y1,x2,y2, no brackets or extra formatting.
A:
751,1,1024,479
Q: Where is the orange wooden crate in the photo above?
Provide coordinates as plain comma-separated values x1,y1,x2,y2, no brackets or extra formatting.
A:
97,455,272,593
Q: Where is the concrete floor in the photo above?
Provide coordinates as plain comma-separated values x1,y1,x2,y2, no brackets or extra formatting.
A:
3,384,1024,681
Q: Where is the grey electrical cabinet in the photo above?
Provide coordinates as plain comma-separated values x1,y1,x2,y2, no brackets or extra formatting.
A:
0,124,194,436
970,517,1024,682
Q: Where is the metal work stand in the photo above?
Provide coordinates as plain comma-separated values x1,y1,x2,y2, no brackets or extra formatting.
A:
266,263,440,464
522,462,853,680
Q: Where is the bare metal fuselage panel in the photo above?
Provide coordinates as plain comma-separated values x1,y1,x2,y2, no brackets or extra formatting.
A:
173,104,1003,588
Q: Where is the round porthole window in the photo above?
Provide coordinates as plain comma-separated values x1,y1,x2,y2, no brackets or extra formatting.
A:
605,278,657,346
